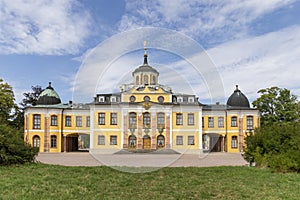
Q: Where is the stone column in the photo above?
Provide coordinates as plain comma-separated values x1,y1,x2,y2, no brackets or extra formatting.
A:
166,115,171,149
151,112,157,149
123,114,128,148
44,116,50,152
63,135,67,152
221,136,225,152
137,114,143,149
238,118,244,152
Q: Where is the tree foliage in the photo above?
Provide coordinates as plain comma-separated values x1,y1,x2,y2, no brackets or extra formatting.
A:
0,79,38,165
0,79,17,124
20,85,42,107
252,86,299,126
244,123,300,172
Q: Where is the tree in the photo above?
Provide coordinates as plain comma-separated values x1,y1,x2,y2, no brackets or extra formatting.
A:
0,79,17,125
252,86,298,126
20,85,43,107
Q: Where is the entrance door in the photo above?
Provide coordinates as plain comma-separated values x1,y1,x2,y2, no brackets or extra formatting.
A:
143,135,151,149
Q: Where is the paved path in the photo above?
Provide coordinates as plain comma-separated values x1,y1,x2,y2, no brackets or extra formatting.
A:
36,152,248,168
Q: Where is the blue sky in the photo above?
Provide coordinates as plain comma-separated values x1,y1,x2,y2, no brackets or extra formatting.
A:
1,0,300,105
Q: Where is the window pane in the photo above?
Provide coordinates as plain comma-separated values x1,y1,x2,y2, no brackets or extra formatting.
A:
157,112,165,126
33,114,41,129
143,112,151,128
188,113,194,125
110,136,117,145
188,136,195,145
247,116,253,130
98,135,105,145
176,136,183,145
86,116,90,127
129,112,137,128
176,113,183,125
231,117,237,127
208,117,214,128
110,113,117,125
231,136,238,148
51,135,57,148
65,116,72,127
98,113,105,125
51,115,57,126
76,116,82,127
218,117,224,128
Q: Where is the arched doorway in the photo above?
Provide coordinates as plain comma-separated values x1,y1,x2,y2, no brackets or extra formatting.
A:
203,133,222,152
32,135,40,149
143,135,151,149
157,135,165,148
128,135,137,149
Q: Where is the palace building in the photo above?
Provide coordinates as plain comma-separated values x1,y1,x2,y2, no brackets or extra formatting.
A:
24,48,259,154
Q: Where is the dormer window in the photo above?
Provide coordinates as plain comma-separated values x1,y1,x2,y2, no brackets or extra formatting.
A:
177,97,183,103
110,96,116,102
188,97,194,103
99,96,105,102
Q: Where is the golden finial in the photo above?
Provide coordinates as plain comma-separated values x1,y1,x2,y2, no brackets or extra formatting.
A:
144,40,147,55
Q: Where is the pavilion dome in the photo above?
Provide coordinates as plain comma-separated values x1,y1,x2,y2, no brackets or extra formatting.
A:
36,82,61,105
227,85,250,108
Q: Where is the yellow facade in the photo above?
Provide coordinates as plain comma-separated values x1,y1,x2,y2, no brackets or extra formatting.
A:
24,52,259,154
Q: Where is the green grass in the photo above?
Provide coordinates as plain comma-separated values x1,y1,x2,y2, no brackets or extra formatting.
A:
0,164,299,200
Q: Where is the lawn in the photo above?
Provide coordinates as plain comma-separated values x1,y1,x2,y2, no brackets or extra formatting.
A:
0,164,299,200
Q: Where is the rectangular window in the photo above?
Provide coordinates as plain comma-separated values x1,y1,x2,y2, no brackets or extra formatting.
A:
176,136,183,145
33,114,41,129
76,116,82,127
86,116,90,127
188,136,195,145
188,113,194,125
202,117,204,128
51,135,57,148
65,116,72,127
51,115,57,126
231,136,238,148
98,113,105,125
98,135,105,145
208,117,214,128
218,117,224,128
110,135,117,145
110,113,117,125
247,116,254,130
176,113,183,125
231,116,237,127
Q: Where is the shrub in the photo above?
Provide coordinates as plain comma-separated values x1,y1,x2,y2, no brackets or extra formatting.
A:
244,123,300,172
0,124,38,165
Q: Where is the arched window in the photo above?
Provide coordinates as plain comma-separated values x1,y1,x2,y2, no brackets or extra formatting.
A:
136,76,139,85
143,112,151,128
32,135,40,148
128,135,136,148
157,135,165,148
152,76,156,84
157,112,165,127
51,135,57,148
144,75,148,85
231,116,237,127
51,115,57,126
129,112,137,128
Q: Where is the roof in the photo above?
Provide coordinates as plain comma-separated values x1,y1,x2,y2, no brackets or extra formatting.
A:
132,54,159,75
226,85,250,108
36,82,61,105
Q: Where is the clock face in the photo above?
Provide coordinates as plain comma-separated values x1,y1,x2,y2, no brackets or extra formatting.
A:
144,96,150,102
158,96,164,103
130,95,136,102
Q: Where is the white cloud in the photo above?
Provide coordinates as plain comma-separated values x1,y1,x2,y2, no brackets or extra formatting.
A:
118,0,295,46
207,25,300,102
0,0,92,55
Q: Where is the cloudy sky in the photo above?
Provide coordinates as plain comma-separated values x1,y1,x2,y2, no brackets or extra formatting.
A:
1,0,300,105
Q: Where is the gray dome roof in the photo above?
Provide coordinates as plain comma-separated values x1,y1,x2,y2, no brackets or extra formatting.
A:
36,82,61,105
132,54,159,75
227,85,250,108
